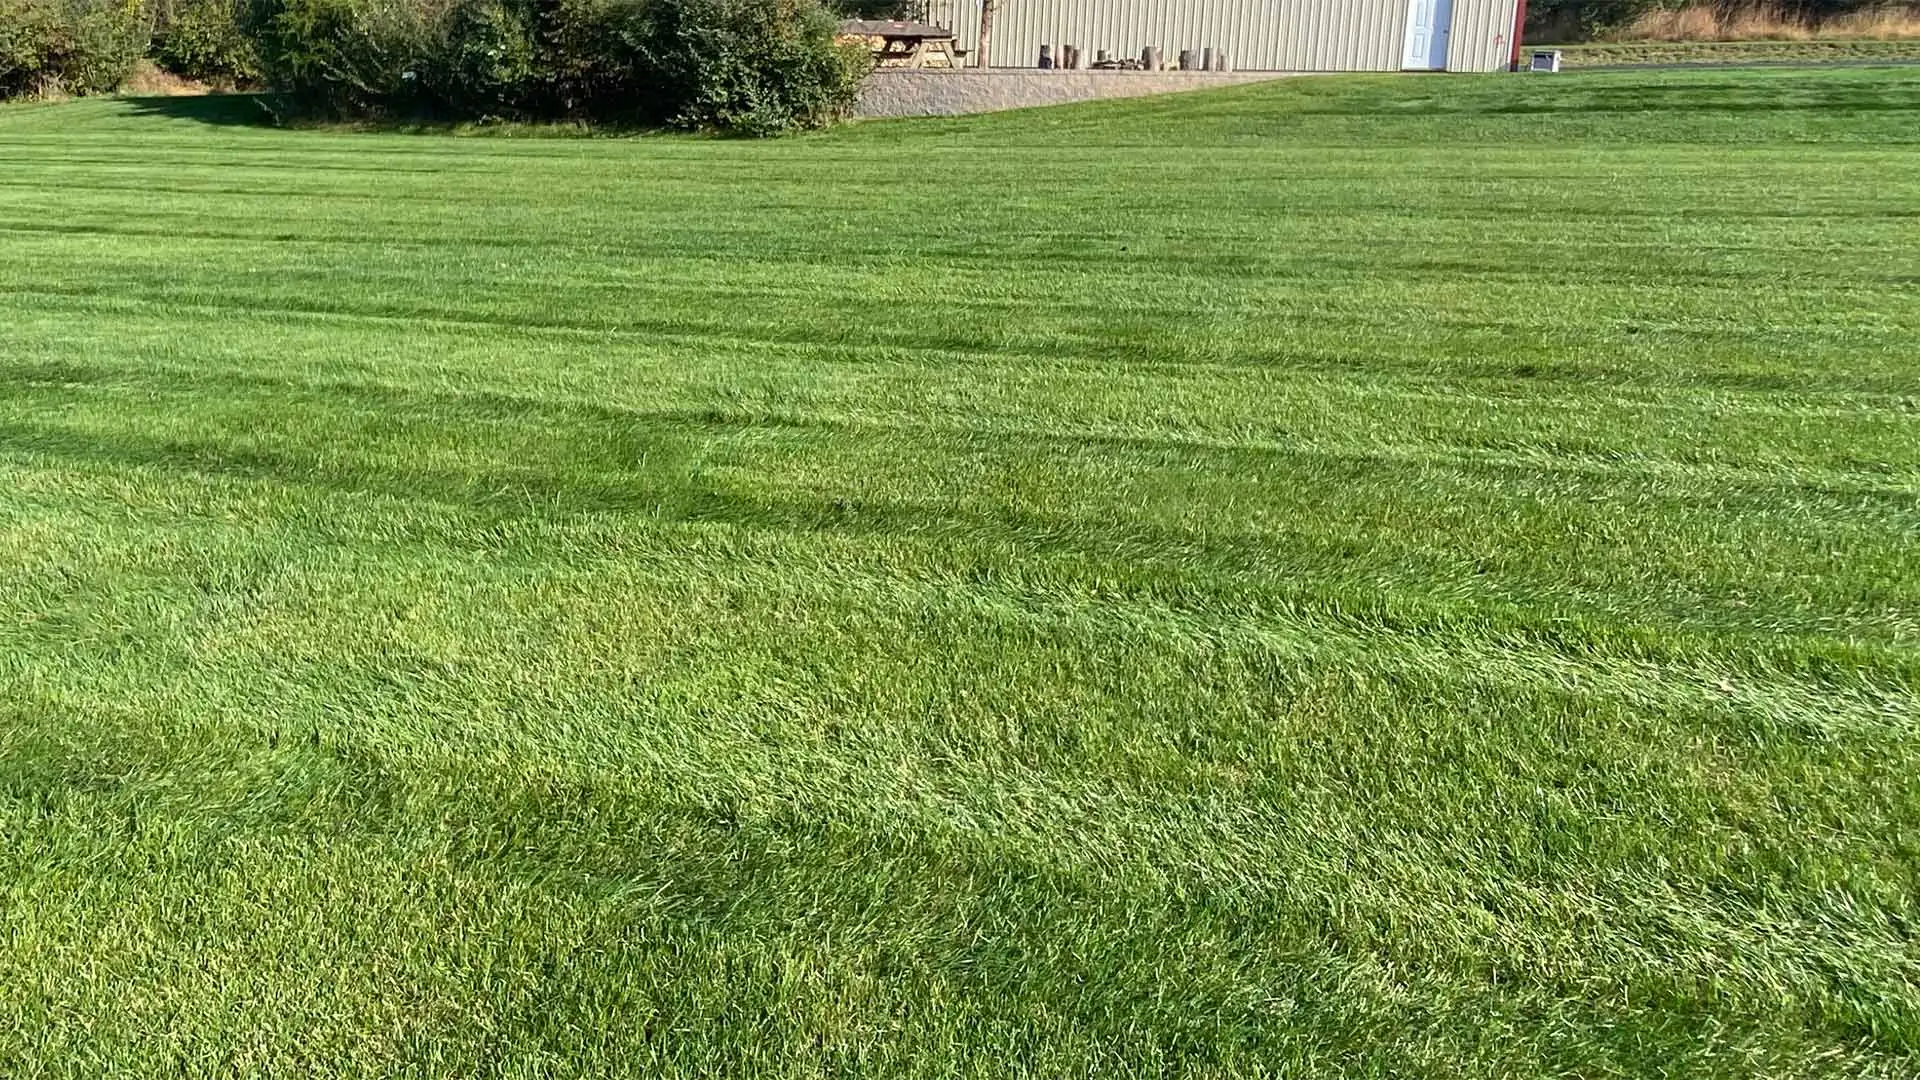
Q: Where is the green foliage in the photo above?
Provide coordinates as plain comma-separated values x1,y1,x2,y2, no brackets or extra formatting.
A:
0,0,60,96
151,0,261,83
240,0,865,132
0,0,145,99
625,0,869,133
529,0,648,116
432,0,532,116
827,0,901,19
242,0,445,113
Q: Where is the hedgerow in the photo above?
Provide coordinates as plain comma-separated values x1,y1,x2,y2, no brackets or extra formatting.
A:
1,0,865,133
0,0,146,98
241,0,868,132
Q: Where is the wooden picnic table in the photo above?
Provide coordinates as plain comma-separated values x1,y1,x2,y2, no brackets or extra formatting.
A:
836,19,963,70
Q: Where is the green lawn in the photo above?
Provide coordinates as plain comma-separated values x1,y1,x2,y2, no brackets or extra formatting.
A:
1,66,1918,1077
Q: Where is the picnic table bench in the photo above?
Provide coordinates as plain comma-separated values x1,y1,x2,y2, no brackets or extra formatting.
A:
836,19,963,70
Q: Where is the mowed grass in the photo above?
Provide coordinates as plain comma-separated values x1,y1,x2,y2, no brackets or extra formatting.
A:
1,66,1918,1077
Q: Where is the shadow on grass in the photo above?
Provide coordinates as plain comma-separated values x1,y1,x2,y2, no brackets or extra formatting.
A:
116,92,673,138
119,93,286,127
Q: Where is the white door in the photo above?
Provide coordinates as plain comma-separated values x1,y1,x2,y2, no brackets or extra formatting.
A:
1402,0,1454,70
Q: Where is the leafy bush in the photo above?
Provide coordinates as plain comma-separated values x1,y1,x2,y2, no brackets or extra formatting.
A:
0,0,146,99
0,0,60,97
243,0,448,113
241,0,866,132
828,0,898,16
432,0,531,116
151,0,262,83
627,0,868,134
528,0,644,116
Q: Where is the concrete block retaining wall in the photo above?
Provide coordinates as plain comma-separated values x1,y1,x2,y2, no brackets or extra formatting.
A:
852,70,1298,118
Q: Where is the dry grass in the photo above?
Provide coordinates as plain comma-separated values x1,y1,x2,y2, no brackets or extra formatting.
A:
1612,4,1920,42
118,61,217,96
1826,4,1920,36
1559,37,1920,64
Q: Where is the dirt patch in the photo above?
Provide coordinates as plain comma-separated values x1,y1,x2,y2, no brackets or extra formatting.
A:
120,62,218,97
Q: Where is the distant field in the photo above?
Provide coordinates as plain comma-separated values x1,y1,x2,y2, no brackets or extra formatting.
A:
2,67,1918,1077
1556,38,1920,66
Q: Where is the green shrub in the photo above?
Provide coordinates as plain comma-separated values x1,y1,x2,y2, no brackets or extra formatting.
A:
243,0,445,113
432,0,532,116
151,0,262,83
0,0,60,97
241,0,867,132
625,0,868,134
828,0,898,16
530,0,652,118
0,0,146,99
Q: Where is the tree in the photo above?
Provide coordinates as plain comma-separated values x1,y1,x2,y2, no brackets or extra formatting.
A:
975,0,996,68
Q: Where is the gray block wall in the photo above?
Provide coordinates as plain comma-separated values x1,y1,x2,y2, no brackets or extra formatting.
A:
852,70,1298,119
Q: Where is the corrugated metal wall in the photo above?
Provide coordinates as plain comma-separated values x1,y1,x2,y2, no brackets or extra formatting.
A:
1445,0,1520,71
921,0,1516,73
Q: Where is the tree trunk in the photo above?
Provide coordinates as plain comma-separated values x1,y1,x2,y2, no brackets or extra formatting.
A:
976,0,998,69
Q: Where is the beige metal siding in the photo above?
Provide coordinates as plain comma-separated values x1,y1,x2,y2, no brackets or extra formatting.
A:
1445,0,1520,71
926,0,1408,72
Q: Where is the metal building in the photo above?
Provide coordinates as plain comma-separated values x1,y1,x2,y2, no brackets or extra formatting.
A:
919,0,1523,73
